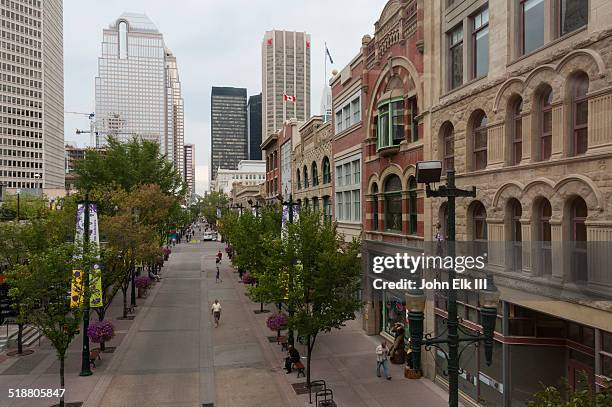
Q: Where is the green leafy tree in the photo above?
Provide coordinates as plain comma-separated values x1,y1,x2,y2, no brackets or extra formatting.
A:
7,244,82,407
528,377,612,407
198,191,229,225
285,210,362,387
2,192,49,221
75,136,185,196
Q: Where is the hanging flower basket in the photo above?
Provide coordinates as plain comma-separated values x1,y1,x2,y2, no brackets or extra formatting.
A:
266,313,288,331
87,320,115,344
135,276,152,289
162,247,171,260
242,273,256,285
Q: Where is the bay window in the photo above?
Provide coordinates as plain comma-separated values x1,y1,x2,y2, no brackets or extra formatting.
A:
377,98,407,149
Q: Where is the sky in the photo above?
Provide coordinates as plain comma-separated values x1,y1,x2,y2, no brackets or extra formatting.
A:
64,0,385,194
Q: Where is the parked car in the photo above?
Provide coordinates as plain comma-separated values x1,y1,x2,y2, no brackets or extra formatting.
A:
203,232,216,241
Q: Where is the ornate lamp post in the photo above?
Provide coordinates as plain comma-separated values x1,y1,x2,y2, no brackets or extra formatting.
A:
408,161,500,407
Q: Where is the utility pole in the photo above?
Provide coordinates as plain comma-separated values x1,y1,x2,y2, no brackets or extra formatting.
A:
80,193,93,377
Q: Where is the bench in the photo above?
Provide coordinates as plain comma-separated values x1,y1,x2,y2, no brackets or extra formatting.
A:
89,349,101,368
277,335,288,351
293,361,305,378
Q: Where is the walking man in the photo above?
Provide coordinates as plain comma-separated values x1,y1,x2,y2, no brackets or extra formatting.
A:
211,299,222,327
376,340,392,380
216,265,222,283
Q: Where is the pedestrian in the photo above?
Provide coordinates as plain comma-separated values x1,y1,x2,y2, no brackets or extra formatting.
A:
211,299,222,327
217,249,222,261
376,340,392,380
284,345,301,373
215,265,222,283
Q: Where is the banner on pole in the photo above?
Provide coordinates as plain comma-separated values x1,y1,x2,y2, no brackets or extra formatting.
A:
70,203,103,308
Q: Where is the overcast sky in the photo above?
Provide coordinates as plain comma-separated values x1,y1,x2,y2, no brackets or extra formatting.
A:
64,0,384,194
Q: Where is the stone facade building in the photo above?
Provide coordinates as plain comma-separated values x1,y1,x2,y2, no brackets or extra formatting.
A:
262,120,298,203
292,116,333,220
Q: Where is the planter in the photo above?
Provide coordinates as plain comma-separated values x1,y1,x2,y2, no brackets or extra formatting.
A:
137,287,147,298
404,367,422,379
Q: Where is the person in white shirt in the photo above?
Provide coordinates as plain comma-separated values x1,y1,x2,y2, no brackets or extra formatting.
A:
211,299,222,327
376,340,392,380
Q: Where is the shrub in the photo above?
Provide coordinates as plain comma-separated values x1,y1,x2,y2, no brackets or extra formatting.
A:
135,276,152,289
87,320,115,343
266,313,288,331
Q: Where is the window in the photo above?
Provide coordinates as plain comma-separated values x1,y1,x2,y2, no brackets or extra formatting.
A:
472,7,489,78
521,0,545,55
322,156,331,184
537,198,552,276
303,165,309,188
119,21,128,59
512,98,523,165
558,0,588,37
540,87,553,161
509,198,522,271
449,25,463,89
312,162,319,186
572,73,588,156
335,92,361,133
372,183,379,231
472,111,488,171
334,156,361,222
408,177,417,234
377,98,411,149
351,97,361,124
313,197,319,213
442,123,454,171
323,196,332,222
384,175,402,232
296,169,301,189
570,197,587,282
472,202,488,241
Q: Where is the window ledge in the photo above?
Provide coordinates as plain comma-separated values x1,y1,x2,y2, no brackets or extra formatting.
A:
377,145,400,157
335,122,362,139
507,26,587,68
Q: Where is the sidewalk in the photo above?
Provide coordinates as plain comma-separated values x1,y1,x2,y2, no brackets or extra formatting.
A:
223,258,450,407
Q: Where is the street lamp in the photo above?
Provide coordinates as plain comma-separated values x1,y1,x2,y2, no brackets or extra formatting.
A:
247,199,261,216
407,161,499,407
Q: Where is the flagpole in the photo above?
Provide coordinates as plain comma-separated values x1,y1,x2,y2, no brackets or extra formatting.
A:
324,42,327,90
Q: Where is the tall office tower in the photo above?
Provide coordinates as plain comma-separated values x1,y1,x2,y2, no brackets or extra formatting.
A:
95,13,185,172
261,30,311,144
210,87,247,181
0,0,64,193
183,143,195,199
247,93,262,160
165,48,184,177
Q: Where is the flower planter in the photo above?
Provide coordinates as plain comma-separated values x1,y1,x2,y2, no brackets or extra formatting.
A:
137,287,147,298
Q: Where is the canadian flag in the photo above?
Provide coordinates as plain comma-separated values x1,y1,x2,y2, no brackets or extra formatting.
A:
283,94,296,102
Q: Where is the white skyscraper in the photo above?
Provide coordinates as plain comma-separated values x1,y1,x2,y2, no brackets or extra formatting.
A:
0,0,64,193
95,13,184,171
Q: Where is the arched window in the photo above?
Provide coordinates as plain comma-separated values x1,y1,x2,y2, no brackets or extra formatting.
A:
312,162,319,186
471,201,488,241
571,72,589,156
441,122,454,171
570,197,587,282
408,177,417,234
323,196,332,222
303,165,309,188
372,183,379,231
322,157,331,184
296,169,301,190
472,111,488,171
511,98,523,165
438,203,448,240
384,175,402,232
313,197,319,212
539,86,553,161
536,198,552,276
507,198,522,271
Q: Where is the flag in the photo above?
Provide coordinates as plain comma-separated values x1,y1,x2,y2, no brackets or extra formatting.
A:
267,38,273,46
283,94,296,102
325,43,334,64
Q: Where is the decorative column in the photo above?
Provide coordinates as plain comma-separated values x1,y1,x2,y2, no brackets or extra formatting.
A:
520,220,532,275
551,103,564,159
486,218,506,272
550,219,564,281
402,191,409,235
487,123,505,169
521,113,532,162
586,222,612,293
588,92,612,152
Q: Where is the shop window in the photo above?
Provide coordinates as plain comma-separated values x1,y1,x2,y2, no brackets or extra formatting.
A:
571,72,589,156
472,6,489,79
558,0,588,37
408,177,417,234
521,0,545,55
384,175,402,232
449,24,463,89
383,293,406,335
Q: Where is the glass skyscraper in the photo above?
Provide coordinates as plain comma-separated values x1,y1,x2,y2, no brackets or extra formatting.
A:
95,13,183,171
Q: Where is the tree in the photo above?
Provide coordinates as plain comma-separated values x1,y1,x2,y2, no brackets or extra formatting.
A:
528,378,611,407
197,191,229,225
286,210,362,387
1,192,49,221
75,136,185,196
7,244,82,407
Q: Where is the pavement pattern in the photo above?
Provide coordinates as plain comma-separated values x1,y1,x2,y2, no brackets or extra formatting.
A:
0,229,451,407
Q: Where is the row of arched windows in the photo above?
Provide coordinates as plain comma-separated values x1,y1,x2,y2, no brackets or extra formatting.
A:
296,156,331,190
438,195,589,283
441,70,590,172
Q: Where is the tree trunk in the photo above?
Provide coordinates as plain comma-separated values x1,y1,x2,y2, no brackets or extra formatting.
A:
260,302,264,312
306,335,312,388
122,286,128,318
17,323,23,354
59,356,65,407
